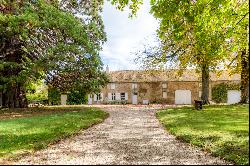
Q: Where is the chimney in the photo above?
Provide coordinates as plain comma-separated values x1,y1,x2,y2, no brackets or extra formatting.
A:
106,65,109,73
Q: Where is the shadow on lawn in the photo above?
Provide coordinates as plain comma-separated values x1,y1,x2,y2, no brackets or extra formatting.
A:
212,139,249,165
0,132,57,161
0,109,108,160
157,105,249,165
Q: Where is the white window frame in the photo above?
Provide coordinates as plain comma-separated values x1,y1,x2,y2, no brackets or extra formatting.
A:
96,93,101,101
111,93,116,101
120,92,126,101
110,83,116,90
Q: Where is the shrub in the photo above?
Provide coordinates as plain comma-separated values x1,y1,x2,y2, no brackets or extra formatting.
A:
48,87,61,105
212,83,240,103
68,90,87,105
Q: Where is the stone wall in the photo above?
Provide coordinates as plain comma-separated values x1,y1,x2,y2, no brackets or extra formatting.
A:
99,81,200,104
166,81,199,104
100,82,133,103
89,80,240,105
137,82,162,104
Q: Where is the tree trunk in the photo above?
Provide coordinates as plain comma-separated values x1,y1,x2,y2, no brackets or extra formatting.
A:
201,63,210,104
18,85,28,108
240,49,249,103
0,91,2,108
1,86,28,108
0,2,29,108
8,88,15,108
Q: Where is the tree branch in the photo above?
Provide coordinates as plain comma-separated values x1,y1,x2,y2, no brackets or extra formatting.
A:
233,12,249,30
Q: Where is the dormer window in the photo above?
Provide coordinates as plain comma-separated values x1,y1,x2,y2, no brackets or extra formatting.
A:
110,83,115,90
132,83,137,89
162,83,167,88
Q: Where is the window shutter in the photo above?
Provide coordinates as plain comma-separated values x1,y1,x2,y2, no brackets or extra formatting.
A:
125,93,128,100
94,94,97,101
116,93,121,100
101,93,103,101
108,93,112,101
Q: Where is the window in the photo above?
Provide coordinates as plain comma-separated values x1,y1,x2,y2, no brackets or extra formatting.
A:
199,83,202,87
162,83,167,88
199,91,202,98
110,83,115,90
132,83,137,89
97,93,101,101
163,92,167,98
111,93,116,101
120,93,125,100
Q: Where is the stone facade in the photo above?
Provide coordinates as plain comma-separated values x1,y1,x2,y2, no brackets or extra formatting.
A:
88,70,241,105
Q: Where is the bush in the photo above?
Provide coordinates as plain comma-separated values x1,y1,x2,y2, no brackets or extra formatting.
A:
68,90,87,105
26,81,48,103
48,87,60,105
48,87,87,105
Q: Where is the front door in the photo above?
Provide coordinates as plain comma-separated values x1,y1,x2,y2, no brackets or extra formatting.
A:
132,93,138,104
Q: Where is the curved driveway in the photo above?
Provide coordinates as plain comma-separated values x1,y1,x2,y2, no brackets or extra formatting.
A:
14,105,228,165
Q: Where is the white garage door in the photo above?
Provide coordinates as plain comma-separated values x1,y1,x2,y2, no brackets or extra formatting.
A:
227,90,241,104
175,90,192,105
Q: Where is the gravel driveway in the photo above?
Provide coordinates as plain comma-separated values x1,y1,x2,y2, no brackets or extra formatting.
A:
13,105,229,165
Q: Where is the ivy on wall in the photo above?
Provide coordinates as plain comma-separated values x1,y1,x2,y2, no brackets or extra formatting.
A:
212,83,241,103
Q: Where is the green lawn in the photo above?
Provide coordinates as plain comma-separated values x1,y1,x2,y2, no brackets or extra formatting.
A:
0,107,108,160
156,104,249,165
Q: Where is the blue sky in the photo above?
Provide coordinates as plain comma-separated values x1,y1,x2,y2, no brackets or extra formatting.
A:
100,0,159,71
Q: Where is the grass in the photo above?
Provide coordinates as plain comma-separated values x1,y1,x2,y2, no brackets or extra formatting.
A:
0,106,108,161
156,104,249,165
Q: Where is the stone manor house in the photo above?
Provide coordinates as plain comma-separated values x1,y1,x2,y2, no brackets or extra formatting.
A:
87,69,241,105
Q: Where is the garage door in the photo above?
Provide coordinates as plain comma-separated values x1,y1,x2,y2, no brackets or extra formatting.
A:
175,90,192,105
227,90,241,104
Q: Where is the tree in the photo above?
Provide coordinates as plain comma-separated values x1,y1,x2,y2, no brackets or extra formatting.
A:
0,0,108,108
134,36,179,70
113,0,248,104
149,0,249,104
110,0,143,17
224,3,249,103
26,80,48,104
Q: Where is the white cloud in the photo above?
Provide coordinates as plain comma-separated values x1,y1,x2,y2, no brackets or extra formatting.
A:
100,0,159,71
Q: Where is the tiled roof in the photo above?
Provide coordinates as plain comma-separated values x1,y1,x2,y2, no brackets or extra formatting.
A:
108,69,240,82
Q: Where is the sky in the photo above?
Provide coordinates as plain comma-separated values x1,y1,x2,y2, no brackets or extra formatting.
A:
100,0,159,71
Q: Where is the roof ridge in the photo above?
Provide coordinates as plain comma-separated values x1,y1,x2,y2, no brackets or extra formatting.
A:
107,69,240,82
